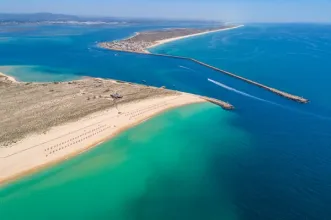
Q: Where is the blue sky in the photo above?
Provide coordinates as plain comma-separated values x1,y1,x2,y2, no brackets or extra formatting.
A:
1,0,331,22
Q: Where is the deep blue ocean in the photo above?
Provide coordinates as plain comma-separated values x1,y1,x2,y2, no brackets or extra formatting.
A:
1,22,331,219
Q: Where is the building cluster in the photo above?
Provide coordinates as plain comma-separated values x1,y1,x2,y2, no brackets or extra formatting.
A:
102,40,154,53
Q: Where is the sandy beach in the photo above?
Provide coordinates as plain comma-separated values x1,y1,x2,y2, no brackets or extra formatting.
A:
146,25,244,52
99,25,244,54
0,74,206,185
0,25,242,185
0,71,17,82
99,24,308,104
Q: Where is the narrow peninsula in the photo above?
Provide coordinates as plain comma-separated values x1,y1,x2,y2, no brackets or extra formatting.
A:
0,73,232,185
100,25,243,53
99,25,308,104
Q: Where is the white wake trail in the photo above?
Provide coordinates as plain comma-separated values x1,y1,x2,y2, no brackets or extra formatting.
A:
208,78,275,104
208,78,331,121
179,65,195,72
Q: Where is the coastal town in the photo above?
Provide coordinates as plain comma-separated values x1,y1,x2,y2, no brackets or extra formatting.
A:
102,40,154,53
99,26,238,53
100,25,308,104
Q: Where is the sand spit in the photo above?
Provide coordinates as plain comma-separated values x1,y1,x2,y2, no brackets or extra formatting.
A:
0,77,205,185
99,25,308,104
99,25,243,54
146,25,244,51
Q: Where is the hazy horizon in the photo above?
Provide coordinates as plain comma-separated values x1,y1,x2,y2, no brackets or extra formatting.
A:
1,0,331,23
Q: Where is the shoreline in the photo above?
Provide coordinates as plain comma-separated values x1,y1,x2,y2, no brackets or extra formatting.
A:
122,32,139,41
0,25,236,186
99,25,308,104
0,66,235,110
99,25,244,54
0,93,206,186
146,25,244,52
0,71,17,83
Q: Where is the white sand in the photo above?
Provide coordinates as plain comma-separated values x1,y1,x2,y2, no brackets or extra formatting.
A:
0,72,17,83
146,25,244,52
0,93,205,184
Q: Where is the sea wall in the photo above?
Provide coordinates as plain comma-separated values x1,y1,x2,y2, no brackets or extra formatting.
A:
105,50,308,104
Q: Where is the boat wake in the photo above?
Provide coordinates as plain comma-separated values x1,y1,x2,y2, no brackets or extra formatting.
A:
208,78,275,104
208,78,331,121
179,65,195,72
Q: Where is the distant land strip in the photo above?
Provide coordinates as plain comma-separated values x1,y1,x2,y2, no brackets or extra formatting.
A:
99,25,309,104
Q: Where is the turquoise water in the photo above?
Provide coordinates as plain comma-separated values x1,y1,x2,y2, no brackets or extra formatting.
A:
151,24,331,111
1,23,331,219
0,65,81,82
0,103,248,220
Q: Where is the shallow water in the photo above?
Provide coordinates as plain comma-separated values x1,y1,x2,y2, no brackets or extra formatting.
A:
1,23,331,219
154,23,331,220
0,103,248,220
